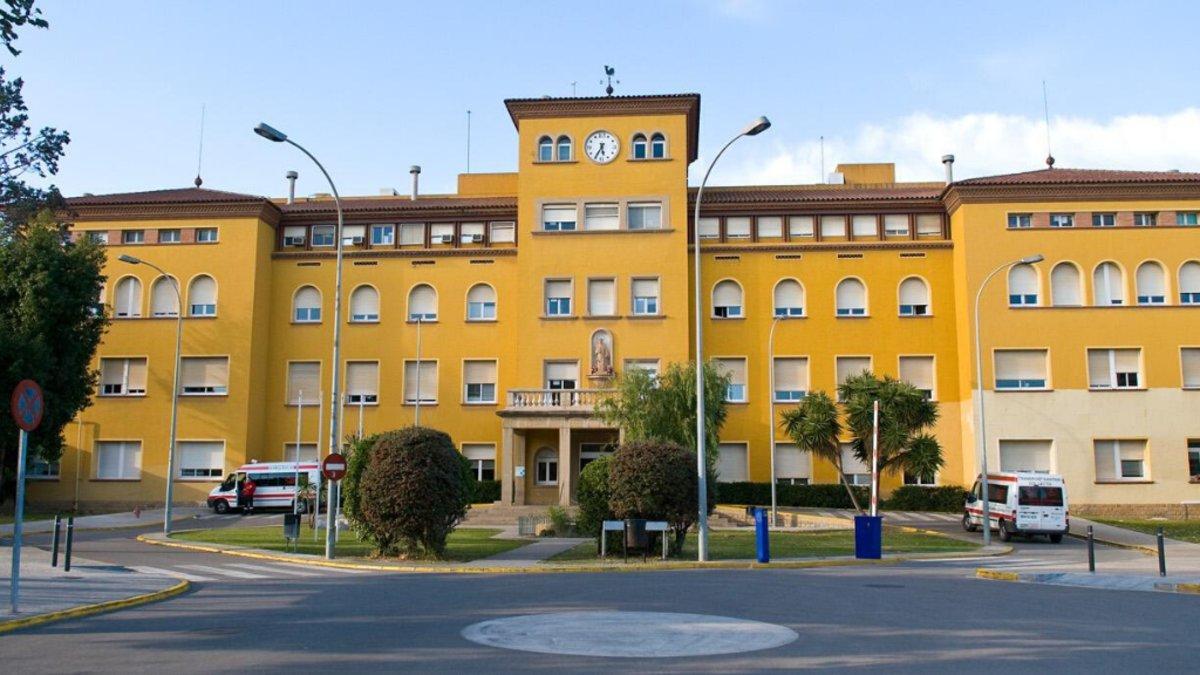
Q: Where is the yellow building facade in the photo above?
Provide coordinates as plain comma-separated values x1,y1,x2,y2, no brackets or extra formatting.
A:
29,93,1200,516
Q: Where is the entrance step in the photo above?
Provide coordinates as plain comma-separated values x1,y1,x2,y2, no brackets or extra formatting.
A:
463,504,576,526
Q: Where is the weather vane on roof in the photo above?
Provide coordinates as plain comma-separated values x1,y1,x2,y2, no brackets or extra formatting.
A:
601,65,619,96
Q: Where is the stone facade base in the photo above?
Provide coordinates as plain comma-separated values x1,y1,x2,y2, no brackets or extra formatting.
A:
1073,503,1200,520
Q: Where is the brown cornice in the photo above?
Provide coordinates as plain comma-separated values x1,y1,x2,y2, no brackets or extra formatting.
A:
272,248,518,261
697,200,944,215
942,182,1200,214
693,241,952,254
504,93,700,163
63,201,282,226
280,204,516,225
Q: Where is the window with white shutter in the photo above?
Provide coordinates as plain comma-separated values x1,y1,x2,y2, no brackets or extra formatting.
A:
188,275,217,317
282,225,307,246
898,277,930,316
403,361,438,403
725,217,751,239
775,443,811,484
180,357,228,395
999,440,1052,472
716,443,748,482
545,279,573,316
1094,439,1146,480
544,361,579,390
460,222,485,244
100,358,147,396
788,216,814,238
283,443,319,463
349,286,379,322
1180,261,1200,304
430,223,455,244
851,215,877,238
543,205,578,231
1136,262,1166,305
345,362,378,404
835,278,867,316
178,441,224,479
916,214,942,236
820,215,846,238
1093,262,1124,306
114,277,142,317
1008,265,1039,306
408,284,437,321
464,360,497,403
773,279,804,317
584,203,619,231
1088,348,1141,389
286,362,319,405
463,443,496,481
899,356,935,399
631,277,659,316
840,443,870,484
712,280,743,318
489,221,516,243
1051,263,1082,306
96,441,141,480
1183,348,1200,389
400,223,425,245
293,286,321,322
587,278,615,316
150,276,179,317
716,358,747,402
836,357,871,389
697,217,719,239
467,284,496,320
773,358,808,402
994,350,1048,389
756,216,782,238
883,214,909,237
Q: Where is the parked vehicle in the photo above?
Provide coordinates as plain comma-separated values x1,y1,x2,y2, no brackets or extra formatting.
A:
963,472,1068,543
207,462,321,514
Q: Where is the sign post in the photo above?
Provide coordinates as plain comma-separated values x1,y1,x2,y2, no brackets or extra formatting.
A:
10,379,44,614
320,452,347,559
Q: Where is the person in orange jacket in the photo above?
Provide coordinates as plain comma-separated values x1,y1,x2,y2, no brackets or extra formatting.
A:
241,477,257,515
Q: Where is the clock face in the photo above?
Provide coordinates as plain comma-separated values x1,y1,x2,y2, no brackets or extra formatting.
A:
584,131,620,164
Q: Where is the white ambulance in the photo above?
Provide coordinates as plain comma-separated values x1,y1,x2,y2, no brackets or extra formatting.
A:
962,472,1069,543
206,461,321,514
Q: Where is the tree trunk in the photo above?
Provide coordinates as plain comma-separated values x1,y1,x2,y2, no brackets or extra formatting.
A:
834,456,864,514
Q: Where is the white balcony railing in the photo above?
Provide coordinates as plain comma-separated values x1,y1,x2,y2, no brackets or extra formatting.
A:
505,388,615,412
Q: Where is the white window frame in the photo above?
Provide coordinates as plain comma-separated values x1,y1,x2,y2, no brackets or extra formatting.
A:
196,227,218,243
631,277,660,316
95,440,142,480
1094,439,1147,481
1049,213,1074,228
535,447,558,485
463,359,498,404
177,440,225,480
546,278,574,317
1088,348,1142,390
159,229,181,243
100,357,148,397
179,356,229,396
370,224,395,246
542,204,578,232
1007,213,1032,229
345,361,379,405
627,202,662,230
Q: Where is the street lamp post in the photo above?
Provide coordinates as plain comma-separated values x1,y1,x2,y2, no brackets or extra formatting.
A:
117,254,181,535
255,122,346,560
692,116,771,562
973,253,1044,546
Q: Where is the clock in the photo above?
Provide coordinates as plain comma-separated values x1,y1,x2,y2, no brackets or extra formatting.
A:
584,130,620,164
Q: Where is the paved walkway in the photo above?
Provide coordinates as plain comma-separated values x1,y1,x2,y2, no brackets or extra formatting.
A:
1,507,209,536
464,537,590,568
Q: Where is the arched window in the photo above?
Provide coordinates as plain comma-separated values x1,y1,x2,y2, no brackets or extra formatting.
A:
188,275,216,317
349,285,379,322
535,447,558,485
408,284,437,321
650,133,666,159
1136,262,1166,305
467,283,496,320
631,133,647,159
898,277,930,316
1181,261,1200,304
555,135,572,162
150,276,179,317
293,285,321,323
712,280,744,318
835,278,867,316
1093,262,1125,306
773,279,805,317
1051,263,1082,306
114,276,142,318
1008,265,1039,306
537,135,553,162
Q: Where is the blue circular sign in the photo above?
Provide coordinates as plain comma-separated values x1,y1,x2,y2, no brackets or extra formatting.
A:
11,379,43,431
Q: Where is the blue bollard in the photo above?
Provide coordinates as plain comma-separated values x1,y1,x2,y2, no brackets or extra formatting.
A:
754,507,770,563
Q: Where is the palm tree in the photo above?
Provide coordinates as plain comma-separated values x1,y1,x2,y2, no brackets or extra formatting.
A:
838,372,944,484
780,391,863,512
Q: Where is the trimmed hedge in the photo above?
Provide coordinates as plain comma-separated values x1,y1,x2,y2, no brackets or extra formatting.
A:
715,482,869,509
884,485,968,513
472,480,501,504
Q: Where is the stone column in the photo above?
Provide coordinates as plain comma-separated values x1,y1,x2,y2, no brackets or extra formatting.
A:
514,430,526,506
558,425,572,506
501,426,515,504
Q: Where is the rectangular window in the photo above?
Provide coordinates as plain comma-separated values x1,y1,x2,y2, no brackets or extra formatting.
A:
489,221,516,243
400,223,426,245
100,357,148,396
463,444,496,481
883,214,909,236
775,443,811,484
1092,213,1116,227
916,214,942,236
994,349,1048,390
631,277,660,316
544,361,579,390
586,278,614,316
282,225,307,247
716,443,748,482
196,228,218,243
715,358,747,402
999,439,1053,472
180,356,229,395
463,360,498,404
1183,348,1200,389
628,202,662,230
1088,348,1142,389
1094,439,1147,481
370,224,395,245
773,357,808,402
543,205,578,232
283,443,319,463
1134,212,1157,227
697,217,719,239
286,361,319,405
820,215,846,238
96,441,141,480
757,216,783,238
1177,212,1199,226
788,216,814,238
545,279,573,316
851,215,877,238
1050,213,1074,228
178,441,224,479
1189,439,1200,479
840,443,870,485
403,361,438,404
311,225,335,247
584,203,619,231
836,357,871,395
28,456,60,479
899,356,935,399
340,225,366,246
159,229,181,243
623,359,660,380
725,217,751,239
346,361,379,404
1007,214,1032,229
87,231,109,244
430,223,455,244
122,230,145,244
459,223,485,244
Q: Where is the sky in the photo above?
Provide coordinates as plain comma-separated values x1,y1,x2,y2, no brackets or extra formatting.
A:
12,0,1200,198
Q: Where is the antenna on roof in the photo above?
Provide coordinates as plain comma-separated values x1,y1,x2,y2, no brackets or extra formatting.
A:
571,81,577,96
194,104,206,188
820,135,826,184
466,109,472,174
1042,80,1055,169
601,65,619,96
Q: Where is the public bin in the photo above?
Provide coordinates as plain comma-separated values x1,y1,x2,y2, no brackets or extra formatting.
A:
753,507,770,563
624,519,648,561
854,515,882,559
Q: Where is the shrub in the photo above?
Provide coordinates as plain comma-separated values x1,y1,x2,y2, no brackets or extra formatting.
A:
576,455,613,540
547,505,574,536
342,434,380,542
884,485,967,513
357,427,472,558
715,482,869,509
608,440,712,553
472,480,501,504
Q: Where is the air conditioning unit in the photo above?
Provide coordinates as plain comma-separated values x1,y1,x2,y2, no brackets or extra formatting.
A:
284,236,306,247
470,234,484,243
343,236,365,246
438,234,455,244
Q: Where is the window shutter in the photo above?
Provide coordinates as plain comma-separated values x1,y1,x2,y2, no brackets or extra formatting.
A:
341,224,365,240
1181,262,1200,294
774,358,807,392
716,443,748,482
697,217,719,238
464,360,496,385
836,279,865,310
820,216,845,237
713,281,742,307
584,203,619,231
115,277,142,316
101,360,125,388
883,214,909,235
350,287,379,318
418,362,438,399
1137,263,1165,296
346,362,378,397
151,277,179,315
1093,440,1118,481
545,361,579,382
121,441,141,478
543,206,577,227
295,287,320,311
189,276,216,309
757,216,782,238
840,444,868,474
851,215,876,237
430,223,454,239
283,225,306,239
409,285,436,316
546,279,571,298
788,216,814,237
179,441,223,476
462,444,495,461
1114,349,1140,373
916,214,942,235
1009,265,1038,297
898,278,928,306
288,362,319,404
631,278,658,298
1183,348,1200,388
999,440,1052,472
127,358,147,392
1093,263,1123,304
899,356,934,391
995,350,1046,382
716,358,746,385
587,279,615,315
468,284,495,304
774,280,803,310
725,217,751,238
489,222,516,243
1051,264,1082,305
400,223,425,245
1087,350,1111,387
775,443,810,479
837,357,870,385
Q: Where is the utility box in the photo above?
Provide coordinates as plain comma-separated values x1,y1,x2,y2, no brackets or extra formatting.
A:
283,513,301,544
854,515,883,559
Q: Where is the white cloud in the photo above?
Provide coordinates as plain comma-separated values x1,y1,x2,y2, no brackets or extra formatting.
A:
710,109,1200,185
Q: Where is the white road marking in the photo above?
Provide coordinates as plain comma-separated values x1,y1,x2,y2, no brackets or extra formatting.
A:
227,562,323,577
299,563,370,574
885,513,914,522
179,564,269,579
130,565,215,582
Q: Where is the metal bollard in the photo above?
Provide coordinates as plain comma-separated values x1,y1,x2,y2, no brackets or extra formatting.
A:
1157,527,1166,577
51,515,62,568
64,516,75,572
1087,525,1095,573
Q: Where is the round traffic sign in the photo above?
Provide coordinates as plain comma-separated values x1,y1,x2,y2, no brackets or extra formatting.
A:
322,452,347,481
10,379,44,432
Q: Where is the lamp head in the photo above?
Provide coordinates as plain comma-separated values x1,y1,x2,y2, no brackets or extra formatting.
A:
254,122,287,143
118,254,141,265
743,116,771,136
1019,254,1045,264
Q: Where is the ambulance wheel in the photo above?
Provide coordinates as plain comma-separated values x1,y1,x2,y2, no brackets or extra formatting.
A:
962,512,978,532
1049,534,1064,544
213,499,230,515
998,520,1013,542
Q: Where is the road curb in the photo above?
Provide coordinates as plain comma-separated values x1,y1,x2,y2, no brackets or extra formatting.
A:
1066,531,1156,556
976,568,1200,595
975,568,1022,582
138,532,997,574
0,579,189,635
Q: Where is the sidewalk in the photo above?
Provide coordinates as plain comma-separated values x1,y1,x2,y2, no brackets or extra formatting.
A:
464,537,590,568
1,543,186,632
1,507,209,537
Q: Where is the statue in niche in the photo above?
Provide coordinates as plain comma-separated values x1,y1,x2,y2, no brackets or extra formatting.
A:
590,330,614,377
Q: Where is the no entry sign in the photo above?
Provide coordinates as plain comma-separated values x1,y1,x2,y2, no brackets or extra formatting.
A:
10,379,44,432
322,452,347,481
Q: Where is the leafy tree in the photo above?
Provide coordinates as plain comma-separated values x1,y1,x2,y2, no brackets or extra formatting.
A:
607,440,707,554
340,432,380,542
575,454,612,539
0,1,47,56
839,372,944,484
780,391,862,512
0,211,106,502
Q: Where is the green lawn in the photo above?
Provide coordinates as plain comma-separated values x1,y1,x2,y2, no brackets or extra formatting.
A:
549,528,976,562
0,506,81,525
171,525,527,562
1092,518,1200,544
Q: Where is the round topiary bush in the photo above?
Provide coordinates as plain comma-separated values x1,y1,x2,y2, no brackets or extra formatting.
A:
607,440,711,553
356,426,471,558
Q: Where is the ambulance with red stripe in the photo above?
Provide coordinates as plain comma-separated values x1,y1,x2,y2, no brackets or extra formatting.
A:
206,461,321,514
962,472,1068,543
